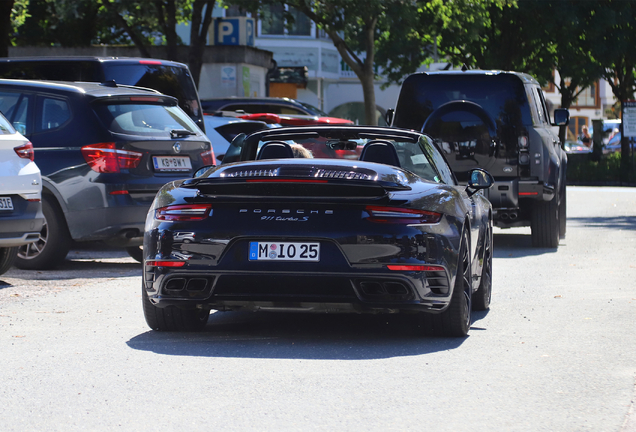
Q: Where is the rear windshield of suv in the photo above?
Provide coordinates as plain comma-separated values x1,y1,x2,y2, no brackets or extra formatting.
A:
394,74,532,131
102,64,200,120
93,103,200,137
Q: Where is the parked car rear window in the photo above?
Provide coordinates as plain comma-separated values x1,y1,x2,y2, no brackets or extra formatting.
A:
102,64,200,120
0,111,15,134
394,74,532,130
93,103,200,137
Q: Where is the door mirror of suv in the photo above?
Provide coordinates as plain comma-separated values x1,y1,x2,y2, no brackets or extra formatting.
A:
552,108,569,126
385,108,395,126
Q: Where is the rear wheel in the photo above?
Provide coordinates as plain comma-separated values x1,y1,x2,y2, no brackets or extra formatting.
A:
531,193,560,248
0,247,18,275
559,184,567,240
126,246,143,263
472,223,492,311
15,197,72,270
418,231,472,337
142,287,210,331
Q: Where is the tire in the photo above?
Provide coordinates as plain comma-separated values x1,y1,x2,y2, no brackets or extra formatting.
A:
419,231,472,337
15,197,72,270
472,223,492,311
531,193,560,248
126,246,143,263
0,247,18,276
559,184,567,240
142,287,209,332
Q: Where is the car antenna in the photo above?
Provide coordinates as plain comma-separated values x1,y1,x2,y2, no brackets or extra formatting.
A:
461,64,469,72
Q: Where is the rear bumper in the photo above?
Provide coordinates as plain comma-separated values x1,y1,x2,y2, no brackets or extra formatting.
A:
486,178,555,209
143,269,453,314
0,198,44,247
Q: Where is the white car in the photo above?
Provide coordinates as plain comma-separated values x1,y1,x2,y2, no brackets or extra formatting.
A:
0,112,43,275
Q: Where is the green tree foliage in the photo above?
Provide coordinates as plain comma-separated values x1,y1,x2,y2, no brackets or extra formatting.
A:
230,0,437,125
588,0,636,180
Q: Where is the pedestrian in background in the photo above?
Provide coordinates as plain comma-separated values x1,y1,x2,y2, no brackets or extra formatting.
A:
580,125,592,148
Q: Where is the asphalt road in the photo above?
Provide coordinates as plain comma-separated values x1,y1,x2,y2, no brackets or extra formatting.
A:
1,186,635,431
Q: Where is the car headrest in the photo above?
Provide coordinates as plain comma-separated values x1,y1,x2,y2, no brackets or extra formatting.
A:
359,140,401,167
257,141,295,160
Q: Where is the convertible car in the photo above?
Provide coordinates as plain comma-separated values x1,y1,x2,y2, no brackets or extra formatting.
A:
142,126,494,337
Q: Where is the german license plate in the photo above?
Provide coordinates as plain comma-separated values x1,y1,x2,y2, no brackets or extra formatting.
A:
0,196,13,211
152,156,192,172
249,242,320,261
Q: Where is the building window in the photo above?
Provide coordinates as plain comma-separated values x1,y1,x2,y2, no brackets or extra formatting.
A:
572,82,600,108
260,5,311,36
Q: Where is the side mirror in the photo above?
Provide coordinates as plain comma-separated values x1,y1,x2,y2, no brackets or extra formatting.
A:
385,108,395,126
466,168,494,196
552,108,569,126
193,165,214,178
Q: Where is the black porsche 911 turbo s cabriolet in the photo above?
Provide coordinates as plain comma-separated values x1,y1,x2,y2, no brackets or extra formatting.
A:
142,126,494,337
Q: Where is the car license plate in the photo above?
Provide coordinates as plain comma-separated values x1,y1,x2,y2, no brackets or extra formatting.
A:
249,242,320,261
0,196,14,211
152,156,192,172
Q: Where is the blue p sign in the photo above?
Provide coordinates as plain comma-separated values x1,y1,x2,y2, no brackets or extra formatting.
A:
216,19,238,45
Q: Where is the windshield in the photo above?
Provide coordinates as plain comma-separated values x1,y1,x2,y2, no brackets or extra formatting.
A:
240,136,445,183
394,74,532,131
93,103,201,137
298,101,329,117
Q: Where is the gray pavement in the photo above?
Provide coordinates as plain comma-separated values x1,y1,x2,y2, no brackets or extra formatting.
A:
0,186,635,431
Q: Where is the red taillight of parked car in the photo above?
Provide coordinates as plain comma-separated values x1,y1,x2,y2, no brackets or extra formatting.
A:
364,206,442,224
14,142,34,161
200,148,216,166
155,204,213,222
81,143,143,173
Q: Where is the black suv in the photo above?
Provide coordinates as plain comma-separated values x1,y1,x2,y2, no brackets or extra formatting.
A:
392,70,569,248
0,56,205,132
0,79,213,269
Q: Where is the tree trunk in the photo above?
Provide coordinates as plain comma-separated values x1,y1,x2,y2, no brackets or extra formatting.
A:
188,0,215,87
0,0,14,58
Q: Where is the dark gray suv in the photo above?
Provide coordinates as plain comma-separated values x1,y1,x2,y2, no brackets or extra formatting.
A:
392,70,569,248
0,79,213,269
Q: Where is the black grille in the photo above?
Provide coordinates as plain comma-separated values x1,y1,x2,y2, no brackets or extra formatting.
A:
213,275,356,300
425,271,449,294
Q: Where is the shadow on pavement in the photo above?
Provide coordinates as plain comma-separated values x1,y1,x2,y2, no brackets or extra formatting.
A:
126,311,474,360
567,216,636,231
493,233,558,258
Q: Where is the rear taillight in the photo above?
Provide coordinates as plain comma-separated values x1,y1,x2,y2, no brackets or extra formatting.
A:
387,265,445,271
155,204,212,221
518,135,530,165
14,142,34,161
200,148,216,166
145,260,186,267
81,143,143,173
365,206,442,224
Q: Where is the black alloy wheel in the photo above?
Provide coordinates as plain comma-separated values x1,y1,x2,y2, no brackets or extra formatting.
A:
472,223,492,311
